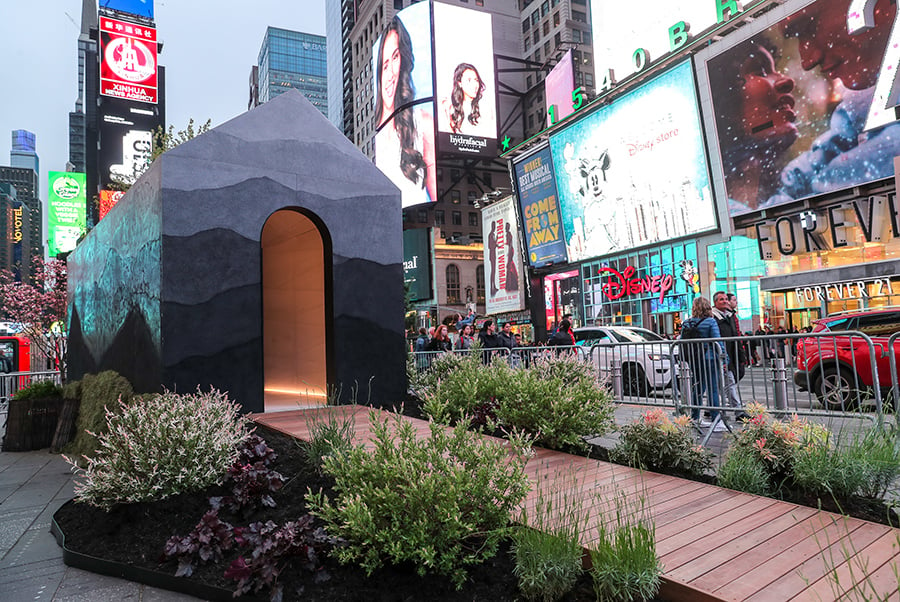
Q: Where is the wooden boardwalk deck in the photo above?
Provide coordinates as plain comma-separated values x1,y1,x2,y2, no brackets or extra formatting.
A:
252,406,900,601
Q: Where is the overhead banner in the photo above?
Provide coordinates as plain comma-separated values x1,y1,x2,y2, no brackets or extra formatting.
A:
48,172,87,257
403,228,433,301
482,196,525,315
549,60,715,262
700,0,900,216
513,146,568,267
433,2,497,156
100,16,158,104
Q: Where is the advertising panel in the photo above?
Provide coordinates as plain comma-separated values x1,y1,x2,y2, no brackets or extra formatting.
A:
100,0,154,20
100,16,158,104
482,197,525,315
433,2,497,156
545,50,575,126
700,0,900,217
403,228,433,301
99,98,163,188
549,60,715,262
372,1,436,208
48,172,87,257
98,190,126,221
513,146,568,267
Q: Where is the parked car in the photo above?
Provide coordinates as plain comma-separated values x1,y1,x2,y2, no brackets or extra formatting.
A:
574,326,677,395
793,308,900,409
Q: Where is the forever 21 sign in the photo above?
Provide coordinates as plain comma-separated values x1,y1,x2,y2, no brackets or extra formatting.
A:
752,194,899,261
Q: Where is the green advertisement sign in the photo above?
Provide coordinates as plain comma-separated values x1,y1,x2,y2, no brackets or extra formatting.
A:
48,171,87,257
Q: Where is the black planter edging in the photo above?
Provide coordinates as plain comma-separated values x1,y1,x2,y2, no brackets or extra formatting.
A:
51,499,261,602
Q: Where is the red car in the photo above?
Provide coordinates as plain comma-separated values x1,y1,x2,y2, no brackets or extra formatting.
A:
794,308,900,409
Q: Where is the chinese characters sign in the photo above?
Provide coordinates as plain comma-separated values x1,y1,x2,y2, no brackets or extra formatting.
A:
100,16,158,104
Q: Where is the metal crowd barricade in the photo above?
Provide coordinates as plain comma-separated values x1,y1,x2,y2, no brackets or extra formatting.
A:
410,347,512,373
410,345,592,375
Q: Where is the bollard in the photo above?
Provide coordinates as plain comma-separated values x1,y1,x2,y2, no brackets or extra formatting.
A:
678,362,693,413
611,364,623,399
772,358,788,411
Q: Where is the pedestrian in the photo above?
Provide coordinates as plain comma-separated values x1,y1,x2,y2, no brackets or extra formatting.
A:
426,324,453,352
478,319,503,364
713,292,747,417
455,323,475,350
498,322,517,350
414,327,428,352
679,296,726,429
548,318,575,347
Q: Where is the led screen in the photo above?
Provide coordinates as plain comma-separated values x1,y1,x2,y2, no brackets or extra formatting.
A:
98,190,126,221
48,172,87,257
99,98,163,188
100,16,158,104
701,0,900,216
549,60,715,262
482,196,525,315
513,146,567,267
545,50,575,127
433,2,497,156
372,1,436,208
100,0,154,19
403,228,433,301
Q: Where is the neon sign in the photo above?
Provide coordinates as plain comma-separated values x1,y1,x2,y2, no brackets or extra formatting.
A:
599,266,675,303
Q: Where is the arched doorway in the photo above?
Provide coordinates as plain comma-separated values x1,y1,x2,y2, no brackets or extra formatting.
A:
261,209,328,411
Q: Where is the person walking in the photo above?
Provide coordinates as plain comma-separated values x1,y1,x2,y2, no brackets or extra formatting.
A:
455,323,475,350
548,318,576,347
713,292,747,417
426,324,453,352
680,296,726,429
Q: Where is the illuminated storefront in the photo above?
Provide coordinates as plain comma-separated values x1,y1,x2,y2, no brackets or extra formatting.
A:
706,236,767,332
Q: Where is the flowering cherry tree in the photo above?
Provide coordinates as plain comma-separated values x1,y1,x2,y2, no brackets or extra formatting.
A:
0,258,67,375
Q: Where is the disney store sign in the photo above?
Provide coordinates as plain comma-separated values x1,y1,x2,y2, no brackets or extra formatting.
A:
599,266,675,303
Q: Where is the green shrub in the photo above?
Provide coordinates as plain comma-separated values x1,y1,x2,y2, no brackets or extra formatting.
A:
852,426,900,499
300,407,355,475
65,387,249,510
512,467,589,602
589,492,661,602
305,411,531,588
11,379,62,400
420,351,614,451
717,446,774,497
65,370,134,459
610,409,712,478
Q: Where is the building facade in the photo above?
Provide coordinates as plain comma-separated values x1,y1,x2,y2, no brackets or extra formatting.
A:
250,27,328,117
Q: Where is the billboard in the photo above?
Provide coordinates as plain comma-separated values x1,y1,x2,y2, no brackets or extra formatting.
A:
549,60,715,262
513,146,568,267
48,172,87,257
372,1,436,208
545,50,576,127
482,196,525,315
403,228,433,301
100,16,158,104
433,2,497,156
98,190,126,221
699,0,900,217
99,98,163,188
100,0,154,20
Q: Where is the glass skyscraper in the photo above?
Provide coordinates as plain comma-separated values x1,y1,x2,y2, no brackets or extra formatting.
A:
254,27,327,117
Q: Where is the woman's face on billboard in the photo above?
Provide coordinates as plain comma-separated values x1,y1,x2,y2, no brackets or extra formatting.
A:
739,46,798,144
380,31,401,114
460,68,482,101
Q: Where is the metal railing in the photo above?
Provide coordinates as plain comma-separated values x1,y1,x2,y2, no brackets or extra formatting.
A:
0,370,64,440
410,345,592,373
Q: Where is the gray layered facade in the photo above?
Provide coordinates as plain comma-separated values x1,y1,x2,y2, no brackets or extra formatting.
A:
67,91,406,412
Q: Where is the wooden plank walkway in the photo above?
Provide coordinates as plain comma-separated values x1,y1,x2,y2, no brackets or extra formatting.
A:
252,406,900,601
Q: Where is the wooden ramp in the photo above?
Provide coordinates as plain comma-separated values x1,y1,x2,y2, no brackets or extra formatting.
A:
252,406,900,601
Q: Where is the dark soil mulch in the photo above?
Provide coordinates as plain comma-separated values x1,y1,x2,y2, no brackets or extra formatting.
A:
54,424,603,602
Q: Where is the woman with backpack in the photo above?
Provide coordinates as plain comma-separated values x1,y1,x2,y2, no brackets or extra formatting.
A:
679,296,727,426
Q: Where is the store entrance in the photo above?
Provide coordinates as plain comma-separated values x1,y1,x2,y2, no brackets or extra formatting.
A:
786,308,821,331
648,312,678,337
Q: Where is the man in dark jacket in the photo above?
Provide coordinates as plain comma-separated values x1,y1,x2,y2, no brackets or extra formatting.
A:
713,291,747,416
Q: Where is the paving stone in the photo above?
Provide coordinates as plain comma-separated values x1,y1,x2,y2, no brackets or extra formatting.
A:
51,566,142,601
1,524,67,568
140,585,207,601
0,557,66,602
0,506,41,557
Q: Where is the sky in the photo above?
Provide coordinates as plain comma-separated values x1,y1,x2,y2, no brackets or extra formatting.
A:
0,0,326,205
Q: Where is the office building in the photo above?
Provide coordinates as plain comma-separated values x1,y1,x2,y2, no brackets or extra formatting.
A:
250,27,328,117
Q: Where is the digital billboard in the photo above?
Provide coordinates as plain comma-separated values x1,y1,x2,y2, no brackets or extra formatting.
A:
98,190,126,221
372,1,436,208
100,0,154,20
99,98,163,188
549,60,715,262
48,172,87,257
513,146,568,267
433,2,497,156
403,228,433,301
482,196,525,315
545,50,575,127
100,16,158,104
699,0,900,217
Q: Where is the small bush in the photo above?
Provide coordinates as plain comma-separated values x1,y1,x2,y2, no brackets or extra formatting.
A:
717,446,774,497
164,509,235,577
300,407,356,475
65,387,249,509
11,379,62,401
610,409,713,478
65,370,134,460
852,426,900,500
589,492,661,602
306,411,531,588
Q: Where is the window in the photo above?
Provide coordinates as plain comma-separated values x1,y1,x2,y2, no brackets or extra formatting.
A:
476,265,485,303
534,49,541,62
526,75,533,88
522,18,530,33
483,171,492,186
553,11,560,26
452,210,462,225
435,209,445,225
467,191,477,204
446,265,461,304
555,32,561,46
541,0,549,16
544,41,551,55
533,30,540,44
417,209,428,223
450,168,460,181
394,0,402,8
572,11,587,23
524,36,531,51
528,114,534,129
583,52,592,66
531,10,540,26
451,190,461,204
543,21,549,36
468,212,479,227
584,72,594,87
583,32,592,45
476,0,483,5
